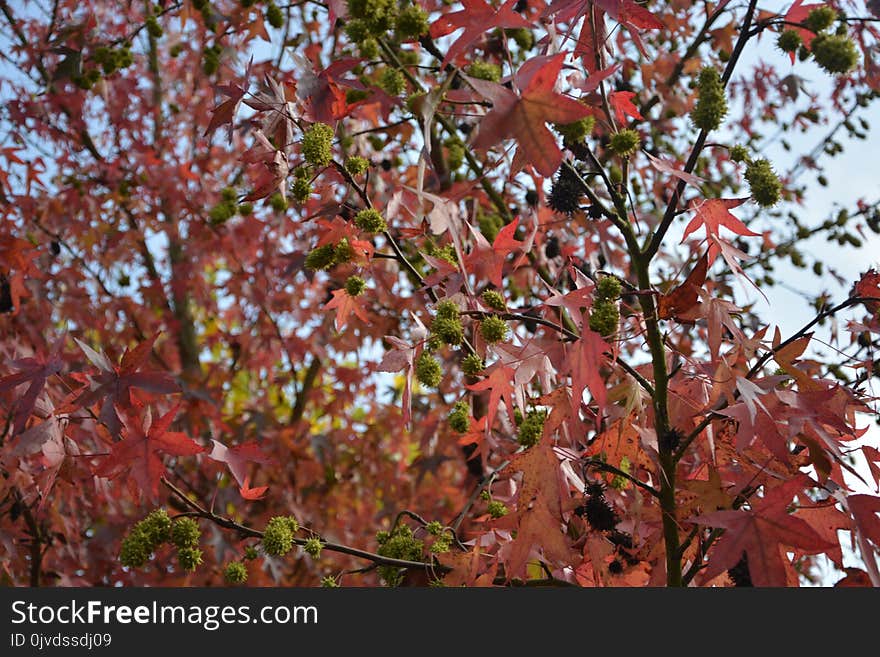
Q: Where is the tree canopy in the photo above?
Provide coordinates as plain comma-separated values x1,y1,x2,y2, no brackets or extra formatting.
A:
1,0,880,587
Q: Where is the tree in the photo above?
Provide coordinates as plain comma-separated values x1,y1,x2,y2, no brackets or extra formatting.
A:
1,0,879,588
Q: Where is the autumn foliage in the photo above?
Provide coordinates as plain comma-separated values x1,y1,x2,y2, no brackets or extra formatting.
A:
2,0,880,587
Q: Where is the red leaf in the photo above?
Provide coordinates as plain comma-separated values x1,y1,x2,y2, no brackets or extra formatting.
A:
692,476,836,586
96,404,204,498
568,329,610,419
429,0,532,66
502,444,573,578
209,439,275,488
324,288,370,331
68,333,178,436
595,0,665,30
848,494,880,547
608,90,643,124
0,335,65,435
681,198,759,264
469,53,593,177
239,476,269,501
464,218,524,287
657,253,708,322
466,365,517,431
645,152,704,187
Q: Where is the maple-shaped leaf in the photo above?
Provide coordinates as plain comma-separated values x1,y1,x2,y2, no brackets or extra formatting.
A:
681,198,758,264
95,404,204,498
469,53,593,177
240,129,290,202
608,90,643,124
68,333,178,436
324,287,370,331
466,364,517,432
243,72,299,148
208,439,275,488
205,59,251,142
851,268,880,315
502,443,573,578
594,0,665,30
464,219,524,287
862,446,880,491
658,253,708,322
692,476,836,586
0,335,65,435
567,329,610,419
437,542,498,586
239,475,269,501
429,0,532,66
848,494,880,547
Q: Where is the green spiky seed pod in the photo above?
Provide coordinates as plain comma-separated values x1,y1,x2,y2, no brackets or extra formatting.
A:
804,6,837,33
354,208,387,233
379,68,406,96
505,27,534,50
203,47,220,75
321,576,339,587
466,61,502,82
266,1,284,28
376,525,423,586
304,537,323,559
445,139,465,170
744,158,782,207
425,334,443,352
291,177,312,204
810,33,859,74
357,38,380,60
487,500,508,519
145,15,163,39
432,316,464,346
221,186,237,202
119,532,151,568
244,546,259,560
608,129,641,157
208,202,235,225
461,353,484,376
347,0,398,33
518,409,547,447
238,202,253,216
302,122,335,167
269,193,288,213
436,300,460,320
224,561,248,584
141,509,172,546
554,115,595,144
596,276,622,301
345,18,370,43
426,521,443,536
729,144,750,163
690,66,728,132
263,516,295,556
345,276,366,296
345,156,369,176
589,298,620,337
415,352,443,387
777,29,802,54
305,243,336,271
481,289,506,312
396,4,429,39
480,315,509,343
448,400,470,433
332,239,355,265
170,517,201,550
177,547,203,572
